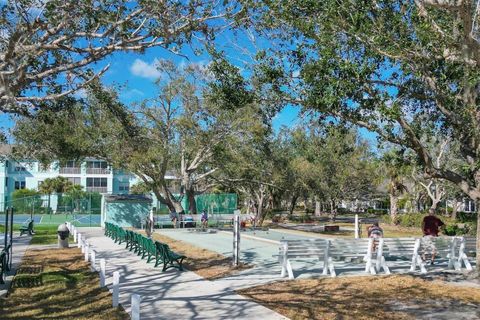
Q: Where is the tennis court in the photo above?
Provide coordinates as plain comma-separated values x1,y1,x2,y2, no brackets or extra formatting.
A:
0,213,101,226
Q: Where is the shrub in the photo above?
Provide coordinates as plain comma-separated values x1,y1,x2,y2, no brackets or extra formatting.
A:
443,224,459,236
456,211,477,223
398,213,425,228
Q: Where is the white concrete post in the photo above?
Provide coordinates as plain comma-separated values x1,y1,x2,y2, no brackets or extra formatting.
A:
100,259,106,287
131,294,141,320
81,239,85,253
84,243,89,262
112,271,120,307
354,214,359,239
77,233,82,248
73,229,77,243
91,250,96,270
233,214,240,266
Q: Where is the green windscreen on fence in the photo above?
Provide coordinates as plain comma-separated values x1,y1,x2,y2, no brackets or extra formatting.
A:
155,193,238,214
195,193,237,214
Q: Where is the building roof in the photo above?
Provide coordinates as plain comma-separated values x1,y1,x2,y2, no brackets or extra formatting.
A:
104,194,152,203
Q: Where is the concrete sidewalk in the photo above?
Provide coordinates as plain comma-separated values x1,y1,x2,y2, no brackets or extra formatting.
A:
0,233,32,297
79,227,287,320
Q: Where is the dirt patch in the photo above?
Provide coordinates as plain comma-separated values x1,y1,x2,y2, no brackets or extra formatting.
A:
238,274,480,320
0,248,129,320
149,232,251,280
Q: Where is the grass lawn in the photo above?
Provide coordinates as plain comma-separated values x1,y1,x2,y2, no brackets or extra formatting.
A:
0,248,128,320
149,232,251,280
30,224,74,245
239,275,480,320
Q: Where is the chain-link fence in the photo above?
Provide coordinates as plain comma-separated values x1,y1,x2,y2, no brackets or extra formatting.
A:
0,193,102,227
155,193,238,215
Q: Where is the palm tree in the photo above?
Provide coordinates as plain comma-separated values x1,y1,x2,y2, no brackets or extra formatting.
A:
39,176,73,214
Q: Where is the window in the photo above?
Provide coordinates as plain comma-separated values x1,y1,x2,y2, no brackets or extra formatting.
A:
5,177,8,187
119,184,130,192
87,161,108,169
64,161,80,168
67,177,81,185
15,166,26,172
14,180,26,190
86,178,107,187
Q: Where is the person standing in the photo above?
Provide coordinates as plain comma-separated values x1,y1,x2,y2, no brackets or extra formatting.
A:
201,210,208,228
421,212,445,264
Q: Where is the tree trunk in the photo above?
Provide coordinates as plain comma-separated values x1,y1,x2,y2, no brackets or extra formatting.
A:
256,195,265,226
289,195,298,215
314,196,321,216
429,199,440,215
186,187,197,215
476,198,480,272
390,193,399,225
329,199,337,220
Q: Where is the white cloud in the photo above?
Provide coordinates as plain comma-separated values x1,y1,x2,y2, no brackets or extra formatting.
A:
130,59,161,80
121,88,144,100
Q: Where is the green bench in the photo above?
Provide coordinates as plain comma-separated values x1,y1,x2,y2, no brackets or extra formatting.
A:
155,242,186,271
19,219,35,236
104,223,186,272
0,244,10,284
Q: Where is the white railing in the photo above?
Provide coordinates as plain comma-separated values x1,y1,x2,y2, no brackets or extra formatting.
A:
86,168,110,174
86,187,108,193
59,167,81,174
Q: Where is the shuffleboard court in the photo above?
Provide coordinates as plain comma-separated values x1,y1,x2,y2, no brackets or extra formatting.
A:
240,229,326,242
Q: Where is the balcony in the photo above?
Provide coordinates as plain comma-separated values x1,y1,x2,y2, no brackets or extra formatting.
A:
86,187,108,193
86,168,110,175
59,167,81,174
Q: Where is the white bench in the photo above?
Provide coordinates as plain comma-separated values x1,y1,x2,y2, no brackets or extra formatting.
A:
276,238,391,279
457,236,476,271
329,238,390,276
277,239,331,279
377,237,459,274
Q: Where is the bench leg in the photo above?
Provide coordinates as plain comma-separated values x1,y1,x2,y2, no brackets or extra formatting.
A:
280,260,286,278
286,259,294,280
322,259,329,276
380,256,391,275
459,253,473,271
328,258,336,278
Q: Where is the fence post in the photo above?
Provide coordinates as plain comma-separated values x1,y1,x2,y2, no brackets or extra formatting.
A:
112,271,120,307
77,233,82,248
354,214,359,239
84,243,89,262
100,259,106,287
91,250,96,270
233,214,240,266
131,294,141,320
73,229,77,243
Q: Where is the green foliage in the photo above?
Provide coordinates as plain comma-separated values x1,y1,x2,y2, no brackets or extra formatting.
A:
130,182,152,195
456,211,477,223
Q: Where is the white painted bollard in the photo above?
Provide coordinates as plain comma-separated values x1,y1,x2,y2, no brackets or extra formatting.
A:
91,250,96,270
81,239,85,253
77,233,82,248
112,271,120,307
131,294,141,320
100,259,106,287
84,243,89,262
354,214,359,239
73,229,77,243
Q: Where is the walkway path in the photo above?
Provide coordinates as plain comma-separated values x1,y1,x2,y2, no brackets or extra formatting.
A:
0,233,32,297
79,227,287,320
